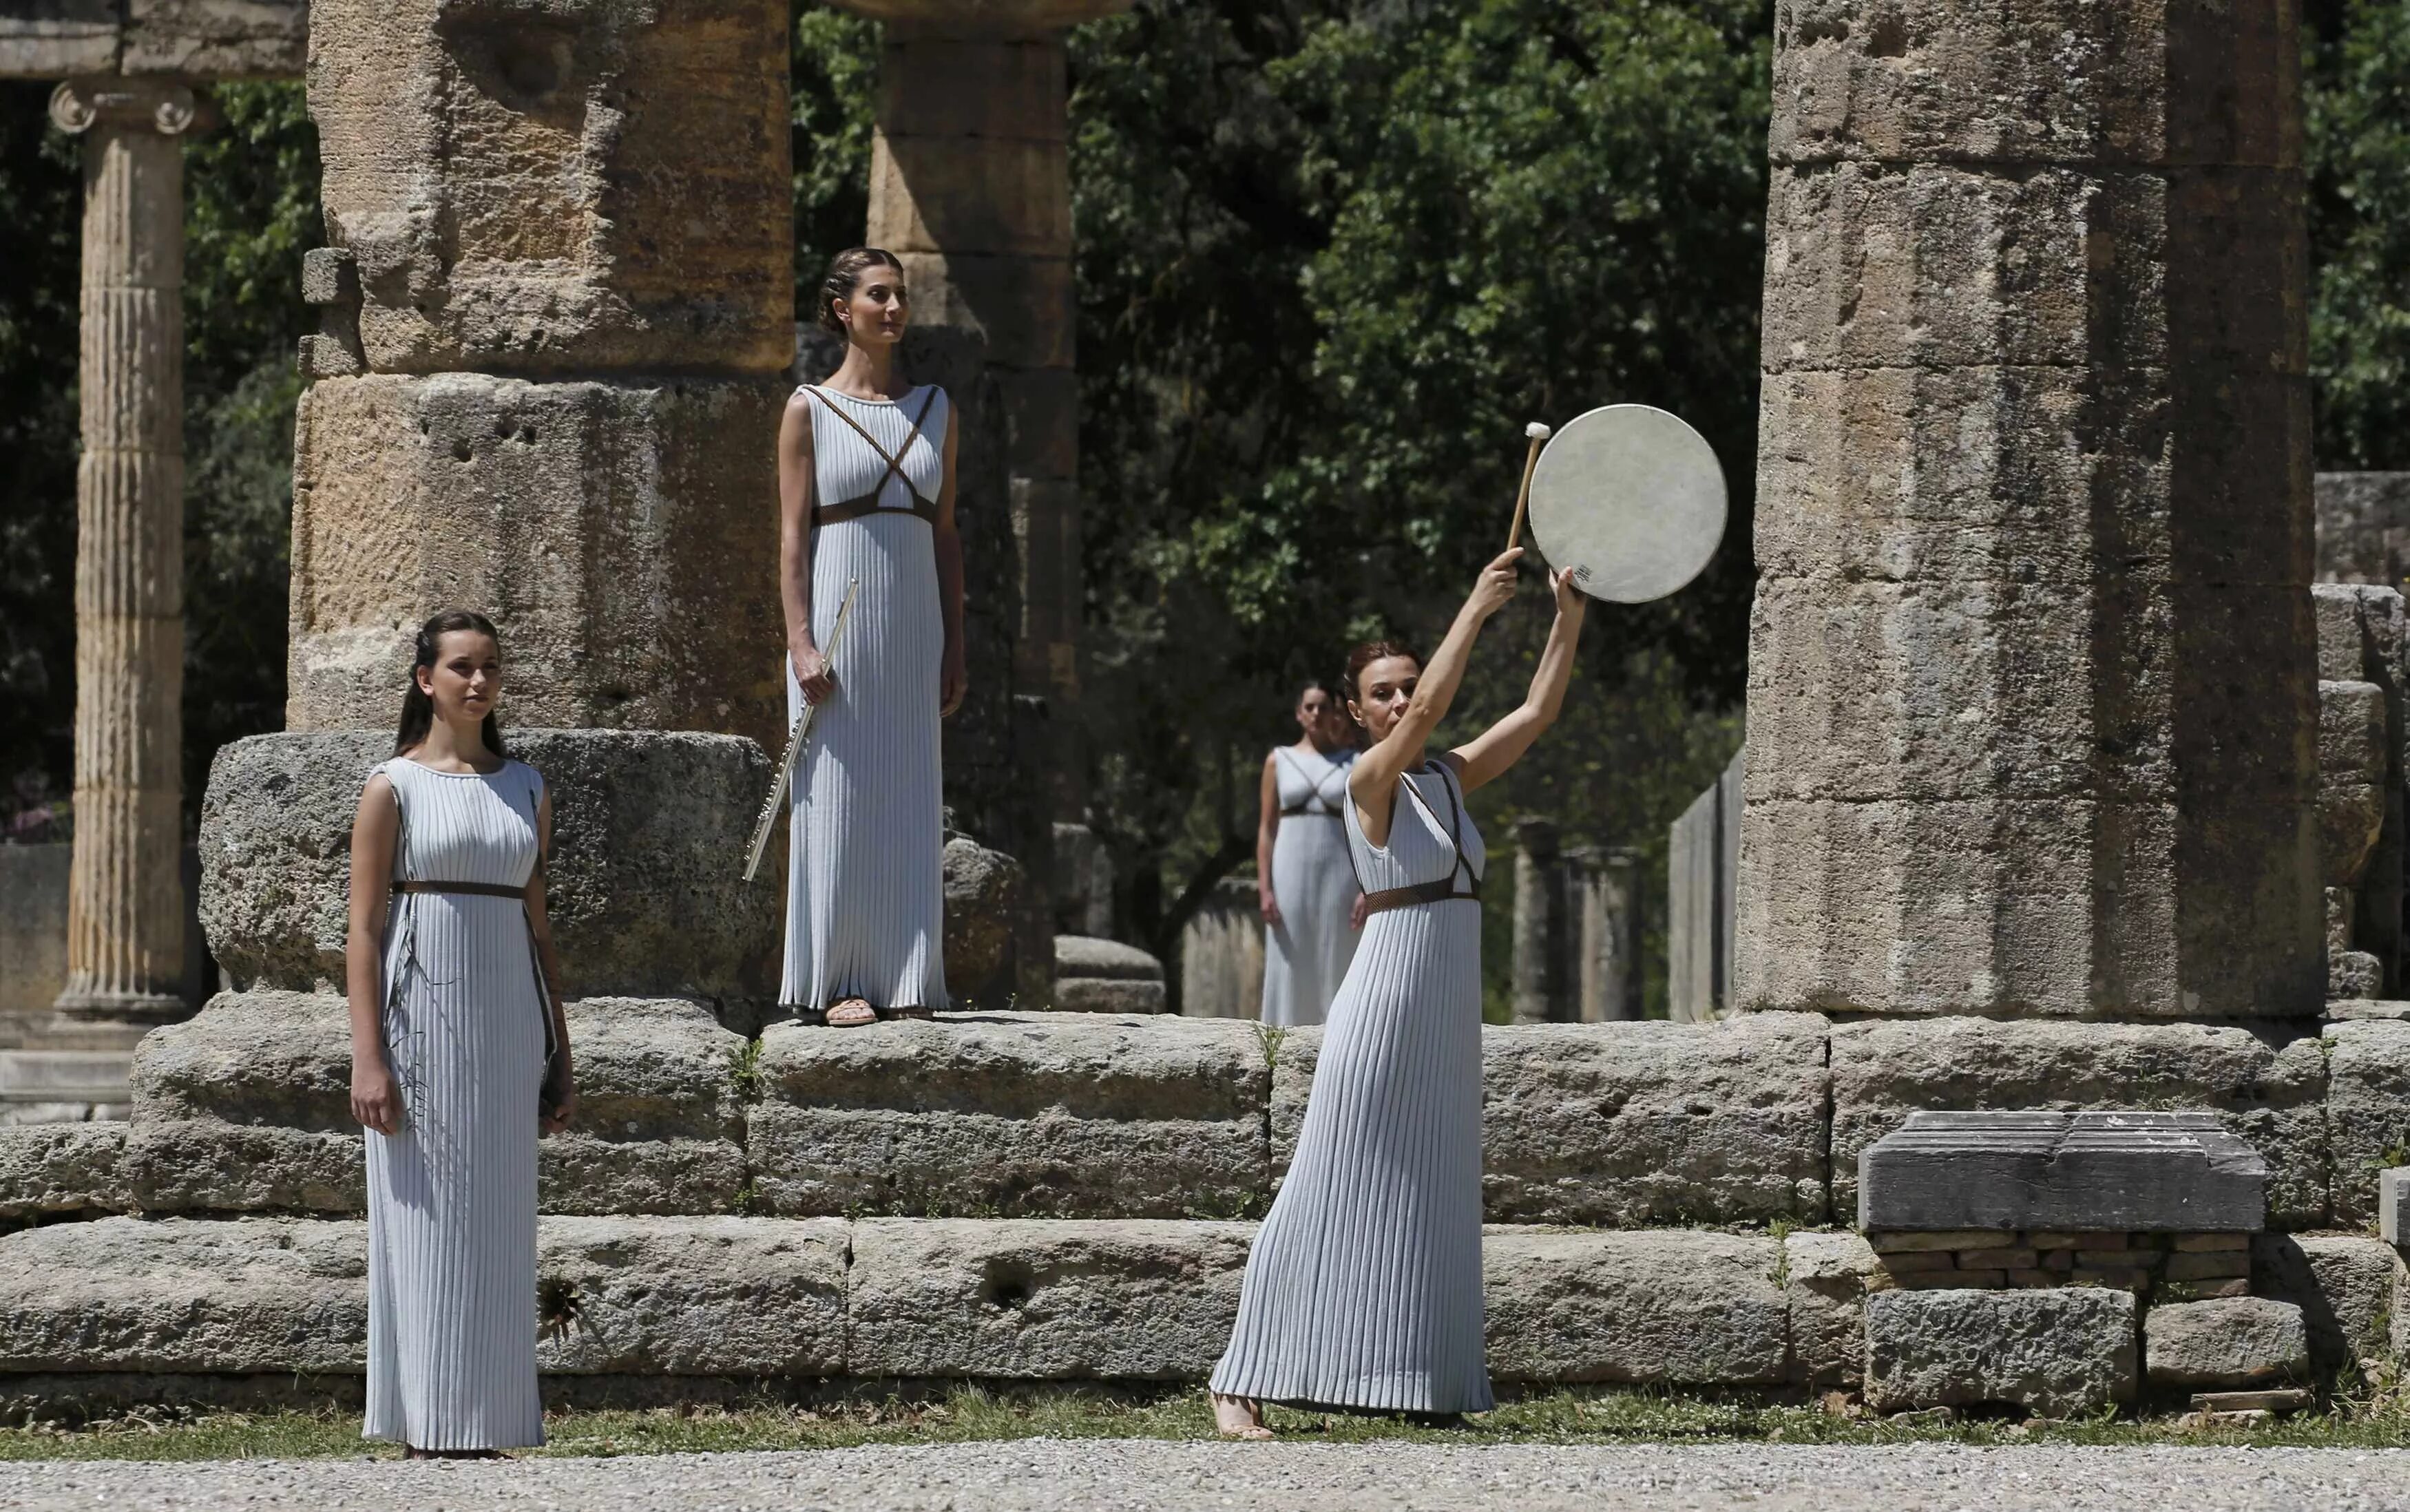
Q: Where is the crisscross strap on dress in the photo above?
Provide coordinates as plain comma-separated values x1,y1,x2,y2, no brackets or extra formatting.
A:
1356,761,1481,916
382,765,560,1065
804,384,942,526
1275,746,1350,817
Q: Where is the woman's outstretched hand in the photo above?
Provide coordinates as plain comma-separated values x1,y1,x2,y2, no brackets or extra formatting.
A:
1550,565,1587,617
1469,547,1524,620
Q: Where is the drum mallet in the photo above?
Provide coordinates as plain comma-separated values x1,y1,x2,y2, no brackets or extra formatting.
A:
1506,421,1551,551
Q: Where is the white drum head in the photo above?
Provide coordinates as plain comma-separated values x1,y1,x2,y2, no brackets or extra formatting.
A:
1528,404,1727,603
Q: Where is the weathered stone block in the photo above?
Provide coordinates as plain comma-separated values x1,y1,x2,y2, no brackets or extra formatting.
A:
128,991,750,1215
1051,936,1166,1014
0,1217,367,1374
943,838,1025,1003
0,1215,847,1378
308,0,790,372
2382,1168,2410,1244
2320,680,2388,887
2250,1234,2395,1379
1277,1019,1830,1224
1830,1018,2329,1227
1484,1229,1789,1386
1864,1287,2137,1416
845,1218,1252,1379
534,1217,847,1376
2145,1297,2310,1388
1859,1111,2266,1233
1476,1016,1829,1225
288,375,786,753
0,1124,129,1219
1785,1230,1878,1386
2325,1020,2410,1227
123,0,307,77
870,132,1069,259
2318,474,2410,586
1768,0,2298,169
748,1014,1267,1220
0,1,121,76
199,731,780,1005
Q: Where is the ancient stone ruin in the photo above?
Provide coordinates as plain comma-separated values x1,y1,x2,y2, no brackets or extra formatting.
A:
0,0,2402,1426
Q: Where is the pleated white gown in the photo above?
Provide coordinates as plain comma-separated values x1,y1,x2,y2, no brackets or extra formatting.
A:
782,384,950,1012
1212,759,1493,1415
365,757,549,1451
1261,745,1360,1028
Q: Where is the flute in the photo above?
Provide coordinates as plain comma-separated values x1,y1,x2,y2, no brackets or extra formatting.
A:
742,577,860,882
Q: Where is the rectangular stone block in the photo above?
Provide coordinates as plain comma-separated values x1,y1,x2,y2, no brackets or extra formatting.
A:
845,1218,1253,1380
289,376,786,755
1785,1230,1877,1386
309,0,792,373
2252,1233,2402,1380
123,0,306,77
2381,1168,2410,1245
2325,1020,2410,1227
535,1217,847,1376
0,1,120,76
127,991,751,1216
2318,474,2410,586
1768,0,2298,169
750,1014,1269,1220
200,731,779,1005
0,1124,129,1219
1474,1015,1830,1225
0,1215,846,1379
2166,1250,2252,1282
2145,1296,2309,1388
1865,1286,2138,1416
1869,1230,2009,1253
870,132,1070,260
1276,1018,1830,1225
1830,1017,2329,1226
1484,1229,1789,1386
1860,1110,2267,1233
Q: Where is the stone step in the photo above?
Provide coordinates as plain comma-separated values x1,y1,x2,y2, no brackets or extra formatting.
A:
1858,1111,2269,1232
0,1051,132,1104
0,1216,1836,1392
12,999,2394,1230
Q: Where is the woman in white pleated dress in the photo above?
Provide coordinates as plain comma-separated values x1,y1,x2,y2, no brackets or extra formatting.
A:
1255,682,1362,1027
346,609,575,1457
777,247,967,1027
1210,549,1586,1436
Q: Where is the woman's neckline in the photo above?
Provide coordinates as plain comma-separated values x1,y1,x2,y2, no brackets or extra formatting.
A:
814,382,920,407
398,755,507,779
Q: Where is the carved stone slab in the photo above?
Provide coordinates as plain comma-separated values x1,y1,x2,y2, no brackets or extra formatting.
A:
1858,1109,2267,1233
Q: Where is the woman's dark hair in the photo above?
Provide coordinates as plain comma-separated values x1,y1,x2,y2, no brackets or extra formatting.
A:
817,246,905,336
1296,678,1337,707
395,609,507,758
1343,640,1421,705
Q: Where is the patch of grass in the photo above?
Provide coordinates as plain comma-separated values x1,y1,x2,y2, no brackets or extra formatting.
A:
8,1385,2410,1461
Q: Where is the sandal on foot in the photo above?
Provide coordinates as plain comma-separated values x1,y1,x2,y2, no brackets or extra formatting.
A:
1212,1392,1272,1440
824,998,877,1028
880,1005,936,1022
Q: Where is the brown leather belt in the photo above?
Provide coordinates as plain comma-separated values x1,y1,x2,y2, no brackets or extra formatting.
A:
1279,806,1341,817
396,880,530,901
813,494,939,527
1360,878,1481,916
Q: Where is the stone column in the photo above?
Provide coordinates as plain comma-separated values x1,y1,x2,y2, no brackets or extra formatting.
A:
1739,0,2321,1019
832,0,1127,834
1569,845,1639,1022
1511,817,1569,1025
46,78,205,1036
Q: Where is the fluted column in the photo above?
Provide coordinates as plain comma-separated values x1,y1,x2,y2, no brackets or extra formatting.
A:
48,78,202,1029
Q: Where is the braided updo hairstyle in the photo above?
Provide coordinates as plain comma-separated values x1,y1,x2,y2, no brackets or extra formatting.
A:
394,609,507,757
816,246,905,336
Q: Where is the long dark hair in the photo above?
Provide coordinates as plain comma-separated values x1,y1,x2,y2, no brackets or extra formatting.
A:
394,609,507,758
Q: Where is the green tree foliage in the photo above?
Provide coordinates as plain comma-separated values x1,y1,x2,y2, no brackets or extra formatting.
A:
1069,0,1768,998
2309,0,2410,468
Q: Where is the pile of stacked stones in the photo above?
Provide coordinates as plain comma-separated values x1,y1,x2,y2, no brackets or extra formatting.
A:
1867,1230,2254,1300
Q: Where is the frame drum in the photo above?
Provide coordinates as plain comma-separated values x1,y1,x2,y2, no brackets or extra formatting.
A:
1527,404,1727,603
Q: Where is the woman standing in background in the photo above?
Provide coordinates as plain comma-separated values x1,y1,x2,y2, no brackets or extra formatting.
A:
1255,680,1361,1027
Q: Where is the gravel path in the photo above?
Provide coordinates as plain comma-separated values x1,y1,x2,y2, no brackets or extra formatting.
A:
1,1440,2407,1511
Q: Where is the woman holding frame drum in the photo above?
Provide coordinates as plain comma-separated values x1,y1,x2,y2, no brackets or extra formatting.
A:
1209,547,1587,1435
